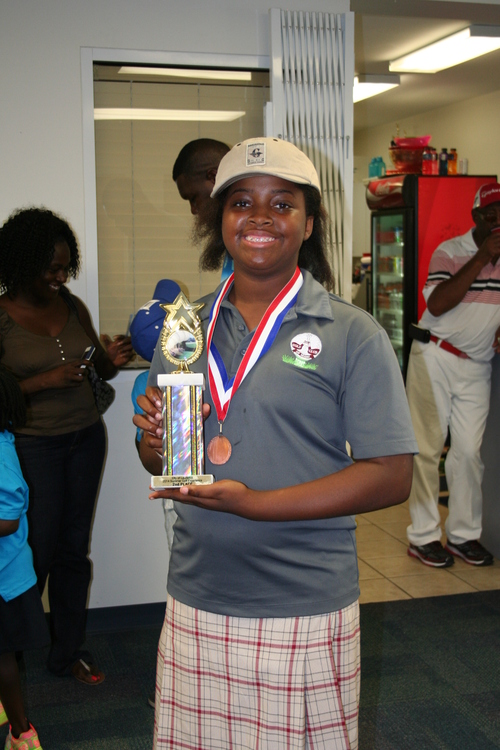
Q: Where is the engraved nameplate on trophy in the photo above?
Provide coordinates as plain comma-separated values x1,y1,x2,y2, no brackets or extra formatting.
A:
150,292,214,489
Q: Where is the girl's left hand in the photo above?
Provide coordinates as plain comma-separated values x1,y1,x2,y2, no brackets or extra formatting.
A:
149,480,262,520
101,334,134,366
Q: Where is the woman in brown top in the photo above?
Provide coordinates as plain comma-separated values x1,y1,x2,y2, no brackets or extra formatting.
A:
0,207,133,684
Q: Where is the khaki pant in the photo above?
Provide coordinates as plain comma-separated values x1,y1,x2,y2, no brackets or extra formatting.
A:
406,340,491,546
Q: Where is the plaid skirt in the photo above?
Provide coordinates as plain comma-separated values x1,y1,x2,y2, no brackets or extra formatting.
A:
154,595,360,750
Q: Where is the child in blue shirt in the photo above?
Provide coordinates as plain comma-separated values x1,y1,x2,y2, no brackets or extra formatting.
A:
0,365,49,750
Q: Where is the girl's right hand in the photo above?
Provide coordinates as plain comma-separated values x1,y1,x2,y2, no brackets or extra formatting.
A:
133,387,211,453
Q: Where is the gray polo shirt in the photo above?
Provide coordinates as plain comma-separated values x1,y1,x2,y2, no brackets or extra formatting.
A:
148,270,417,617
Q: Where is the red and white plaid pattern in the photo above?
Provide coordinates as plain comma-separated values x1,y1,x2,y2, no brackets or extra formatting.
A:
154,595,360,750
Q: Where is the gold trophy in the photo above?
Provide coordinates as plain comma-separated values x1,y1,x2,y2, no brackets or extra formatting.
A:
150,292,214,489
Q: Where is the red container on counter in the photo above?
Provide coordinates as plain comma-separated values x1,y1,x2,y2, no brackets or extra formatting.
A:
389,146,426,174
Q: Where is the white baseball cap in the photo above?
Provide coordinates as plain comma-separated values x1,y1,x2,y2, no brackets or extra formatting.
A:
211,137,321,197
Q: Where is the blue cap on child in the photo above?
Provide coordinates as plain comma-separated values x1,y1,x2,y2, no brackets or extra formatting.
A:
130,279,181,362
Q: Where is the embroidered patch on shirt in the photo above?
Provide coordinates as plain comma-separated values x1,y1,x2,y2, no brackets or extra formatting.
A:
291,333,322,360
283,333,322,370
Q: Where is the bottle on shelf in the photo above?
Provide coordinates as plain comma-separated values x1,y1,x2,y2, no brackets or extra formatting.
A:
422,147,433,175
439,148,449,176
448,148,458,175
369,158,379,178
431,148,439,175
369,157,387,179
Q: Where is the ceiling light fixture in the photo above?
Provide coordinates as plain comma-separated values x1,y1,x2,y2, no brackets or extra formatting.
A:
389,25,500,74
117,66,252,81
353,74,400,103
94,108,245,122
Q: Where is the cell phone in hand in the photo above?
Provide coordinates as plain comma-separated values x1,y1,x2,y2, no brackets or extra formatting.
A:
80,345,96,368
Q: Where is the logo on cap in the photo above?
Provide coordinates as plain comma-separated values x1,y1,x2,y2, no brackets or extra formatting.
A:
246,142,266,166
481,185,500,203
474,182,500,209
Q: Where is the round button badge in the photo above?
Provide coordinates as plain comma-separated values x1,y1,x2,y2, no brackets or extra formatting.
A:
290,333,322,361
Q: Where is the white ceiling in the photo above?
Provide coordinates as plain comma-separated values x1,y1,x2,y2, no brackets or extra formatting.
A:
352,0,500,132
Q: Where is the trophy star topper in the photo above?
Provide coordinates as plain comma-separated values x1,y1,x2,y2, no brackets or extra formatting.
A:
160,292,204,334
160,291,205,371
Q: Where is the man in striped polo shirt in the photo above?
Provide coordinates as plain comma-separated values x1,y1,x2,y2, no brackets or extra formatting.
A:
406,182,500,568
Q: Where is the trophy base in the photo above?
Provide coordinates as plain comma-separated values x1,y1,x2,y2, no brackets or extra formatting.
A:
150,474,214,489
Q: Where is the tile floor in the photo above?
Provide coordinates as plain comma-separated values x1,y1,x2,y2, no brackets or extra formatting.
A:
356,500,500,603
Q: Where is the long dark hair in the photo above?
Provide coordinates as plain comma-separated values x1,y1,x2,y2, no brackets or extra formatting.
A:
0,366,26,431
195,184,335,291
0,207,80,297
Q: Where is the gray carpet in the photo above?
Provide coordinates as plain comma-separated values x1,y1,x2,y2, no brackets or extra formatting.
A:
359,590,500,749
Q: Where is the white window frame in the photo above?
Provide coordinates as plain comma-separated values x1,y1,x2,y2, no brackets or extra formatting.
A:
80,48,270,326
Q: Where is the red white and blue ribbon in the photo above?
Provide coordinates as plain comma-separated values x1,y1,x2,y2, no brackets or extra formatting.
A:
207,267,304,424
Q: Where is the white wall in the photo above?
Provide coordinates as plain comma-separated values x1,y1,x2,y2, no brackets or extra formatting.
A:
354,88,500,178
352,88,500,260
91,370,170,607
0,0,351,609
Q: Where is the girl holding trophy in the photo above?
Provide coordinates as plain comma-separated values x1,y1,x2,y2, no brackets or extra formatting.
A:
135,137,416,750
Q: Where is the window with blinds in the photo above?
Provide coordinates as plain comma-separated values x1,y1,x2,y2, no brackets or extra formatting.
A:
93,65,269,337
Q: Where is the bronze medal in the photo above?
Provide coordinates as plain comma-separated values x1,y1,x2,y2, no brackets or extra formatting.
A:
207,435,232,465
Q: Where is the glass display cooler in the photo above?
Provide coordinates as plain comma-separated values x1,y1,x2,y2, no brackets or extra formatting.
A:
371,210,409,372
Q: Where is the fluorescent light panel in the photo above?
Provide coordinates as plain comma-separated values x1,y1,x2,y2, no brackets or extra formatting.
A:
389,25,500,73
118,66,252,81
353,75,400,103
94,108,245,122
